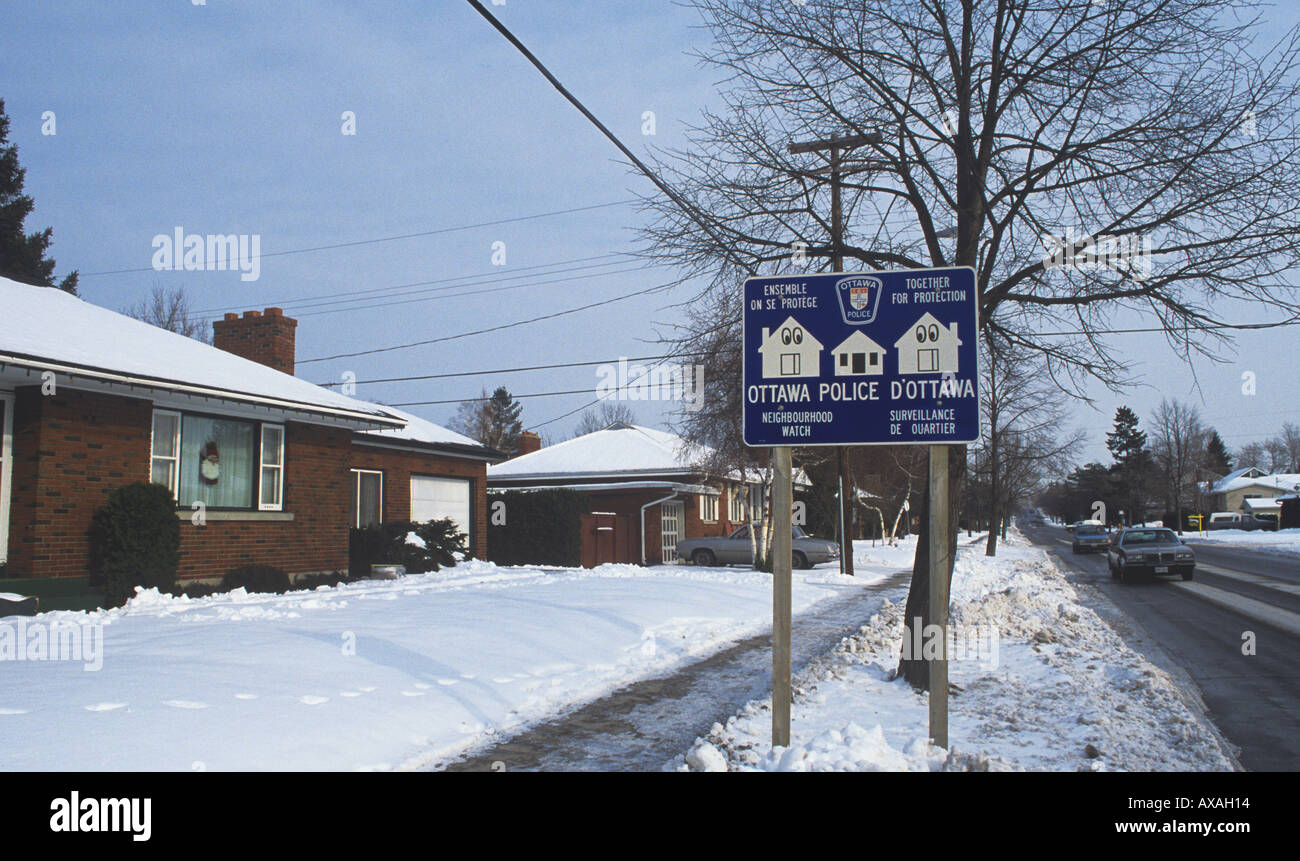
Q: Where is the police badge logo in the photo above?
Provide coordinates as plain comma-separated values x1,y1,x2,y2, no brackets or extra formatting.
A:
835,275,882,325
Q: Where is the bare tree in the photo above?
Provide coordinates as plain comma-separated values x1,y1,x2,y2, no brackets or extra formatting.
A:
124,285,211,343
974,338,1082,556
1150,399,1206,533
640,0,1300,689
1236,440,1266,471
1278,422,1300,472
573,401,639,437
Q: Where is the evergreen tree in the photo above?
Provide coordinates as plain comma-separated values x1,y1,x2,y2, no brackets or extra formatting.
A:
1204,429,1233,476
449,386,524,456
1105,406,1147,466
0,99,78,294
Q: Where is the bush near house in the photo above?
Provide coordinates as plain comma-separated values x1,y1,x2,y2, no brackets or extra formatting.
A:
487,489,589,567
221,564,291,594
348,519,468,578
88,482,181,607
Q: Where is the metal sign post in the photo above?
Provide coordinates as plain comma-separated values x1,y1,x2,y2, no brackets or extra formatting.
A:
927,444,950,748
771,445,793,747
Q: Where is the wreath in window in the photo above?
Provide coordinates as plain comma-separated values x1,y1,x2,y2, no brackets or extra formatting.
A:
199,440,221,485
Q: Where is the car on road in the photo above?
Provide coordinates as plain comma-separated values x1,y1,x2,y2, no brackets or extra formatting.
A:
677,525,840,569
1071,522,1110,554
1106,527,1195,582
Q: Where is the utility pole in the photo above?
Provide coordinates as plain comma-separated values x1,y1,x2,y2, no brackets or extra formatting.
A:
771,445,793,747
928,445,951,748
788,131,881,577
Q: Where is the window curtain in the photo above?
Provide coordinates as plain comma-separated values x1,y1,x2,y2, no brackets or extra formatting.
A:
178,416,256,508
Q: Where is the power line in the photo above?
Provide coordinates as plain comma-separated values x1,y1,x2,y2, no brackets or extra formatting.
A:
316,352,712,387
392,387,600,407
80,200,636,278
194,253,630,316
298,279,676,364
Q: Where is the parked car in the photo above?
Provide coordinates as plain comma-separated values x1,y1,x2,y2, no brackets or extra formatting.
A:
1206,511,1275,532
1071,523,1110,554
677,525,840,569
1107,527,1195,582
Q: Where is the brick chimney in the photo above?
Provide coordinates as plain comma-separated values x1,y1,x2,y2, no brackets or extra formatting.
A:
212,308,298,376
516,431,541,457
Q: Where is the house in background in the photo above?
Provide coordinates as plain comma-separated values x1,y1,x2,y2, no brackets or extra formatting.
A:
487,423,793,566
0,276,498,596
1203,466,1300,514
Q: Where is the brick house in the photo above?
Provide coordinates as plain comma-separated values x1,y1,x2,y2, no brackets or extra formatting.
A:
0,276,498,588
487,423,793,566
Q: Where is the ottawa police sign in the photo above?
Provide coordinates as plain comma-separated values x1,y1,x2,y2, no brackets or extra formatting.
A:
742,266,980,447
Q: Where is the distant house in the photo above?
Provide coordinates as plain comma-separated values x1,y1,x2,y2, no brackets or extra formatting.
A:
831,331,886,377
1204,466,1300,513
487,423,805,566
894,312,961,375
758,316,823,378
0,276,499,594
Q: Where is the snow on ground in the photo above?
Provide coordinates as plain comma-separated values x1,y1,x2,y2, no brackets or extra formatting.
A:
681,529,1237,772
1182,528,1300,558
0,556,896,771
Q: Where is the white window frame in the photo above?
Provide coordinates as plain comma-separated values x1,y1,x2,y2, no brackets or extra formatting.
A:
258,423,285,511
150,409,182,501
0,392,13,565
699,493,718,523
351,469,384,528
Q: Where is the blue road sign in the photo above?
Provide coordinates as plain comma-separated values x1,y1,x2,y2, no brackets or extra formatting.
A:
742,267,980,447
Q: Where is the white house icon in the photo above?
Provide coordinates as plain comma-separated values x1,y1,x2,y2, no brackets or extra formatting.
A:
894,312,961,375
759,316,823,378
831,330,886,376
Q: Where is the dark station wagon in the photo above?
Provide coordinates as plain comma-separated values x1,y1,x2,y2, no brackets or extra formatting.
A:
1106,527,1196,582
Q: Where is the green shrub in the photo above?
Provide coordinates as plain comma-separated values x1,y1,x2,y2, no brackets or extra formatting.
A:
349,519,468,578
487,489,588,567
220,564,291,594
89,482,181,607
293,570,355,591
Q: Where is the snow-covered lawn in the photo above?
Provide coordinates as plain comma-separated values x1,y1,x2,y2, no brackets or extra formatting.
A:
1182,528,1300,558
0,557,896,771
682,529,1237,772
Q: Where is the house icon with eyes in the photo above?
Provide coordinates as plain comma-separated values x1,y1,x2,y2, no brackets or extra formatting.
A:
895,312,961,374
831,330,886,376
758,316,823,378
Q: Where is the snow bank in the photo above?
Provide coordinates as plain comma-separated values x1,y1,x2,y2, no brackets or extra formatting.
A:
0,558,894,771
680,529,1236,772
1182,528,1300,557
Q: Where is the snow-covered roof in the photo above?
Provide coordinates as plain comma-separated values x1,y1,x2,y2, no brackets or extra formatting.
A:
357,405,498,457
0,276,403,427
489,423,710,481
1209,466,1266,493
1215,471,1300,495
1243,497,1282,512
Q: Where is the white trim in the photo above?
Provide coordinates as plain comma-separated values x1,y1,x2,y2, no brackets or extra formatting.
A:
0,392,13,565
351,469,384,528
258,423,285,511
149,408,182,501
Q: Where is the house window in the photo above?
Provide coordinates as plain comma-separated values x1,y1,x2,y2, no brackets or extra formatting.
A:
150,410,283,510
918,348,939,372
350,469,383,528
259,425,285,510
150,410,181,494
700,494,718,523
781,353,801,375
729,485,745,522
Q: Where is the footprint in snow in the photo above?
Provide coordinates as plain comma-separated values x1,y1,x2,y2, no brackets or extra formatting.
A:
492,677,515,684
163,700,210,710
85,703,127,712
358,686,377,693
0,707,29,715
400,690,426,697
460,673,476,680
234,693,258,700
339,691,362,698
412,682,432,690
436,679,458,686
298,695,329,706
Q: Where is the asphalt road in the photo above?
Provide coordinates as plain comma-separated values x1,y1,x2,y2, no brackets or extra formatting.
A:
1020,522,1300,771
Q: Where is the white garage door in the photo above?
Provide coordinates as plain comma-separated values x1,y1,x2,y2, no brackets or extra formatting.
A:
410,476,471,535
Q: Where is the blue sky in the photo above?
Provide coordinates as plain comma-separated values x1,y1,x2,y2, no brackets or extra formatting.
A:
3,0,1297,466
